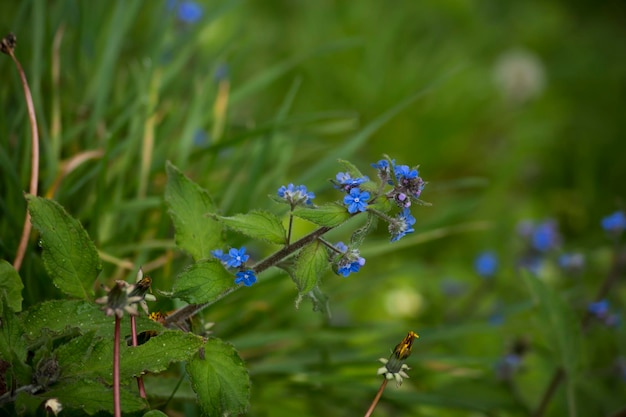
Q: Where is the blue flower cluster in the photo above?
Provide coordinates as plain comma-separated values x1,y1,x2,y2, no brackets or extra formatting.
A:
212,247,257,286
389,208,416,242
334,242,366,277
277,183,315,207
516,219,562,275
372,159,425,209
167,0,203,23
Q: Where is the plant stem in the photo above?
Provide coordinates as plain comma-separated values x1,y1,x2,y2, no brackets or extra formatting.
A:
113,316,122,417
2,34,40,272
164,225,332,328
364,379,388,417
130,316,147,398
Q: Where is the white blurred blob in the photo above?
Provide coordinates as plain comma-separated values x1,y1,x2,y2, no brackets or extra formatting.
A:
493,49,546,104
44,398,63,415
384,288,423,318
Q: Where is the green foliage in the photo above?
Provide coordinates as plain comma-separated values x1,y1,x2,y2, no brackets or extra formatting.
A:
0,260,23,312
293,203,351,227
165,161,224,261
26,196,101,299
186,339,251,417
214,210,287,245
171,260,236,304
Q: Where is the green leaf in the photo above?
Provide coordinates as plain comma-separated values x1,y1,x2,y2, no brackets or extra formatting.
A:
293,241,328,295
43,379,147,415
57,330,204,381
20,300,162,342
143,411,170,417
214,210,287,244
337,158,365,179
165,161,223,261
0,260,24,312
0,300,31,387
186,339,250,417
293,203,351,227
26,196,101,299
172,260,236,304
522,271,582,378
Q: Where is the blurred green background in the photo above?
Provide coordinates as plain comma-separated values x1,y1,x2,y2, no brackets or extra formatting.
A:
1,1,625,416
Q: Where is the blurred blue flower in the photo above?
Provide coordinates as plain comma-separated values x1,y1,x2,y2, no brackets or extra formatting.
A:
177,1,203,23
226,247,249,268
211,249,229,265
558,253,585,272
389,208,416,242
588,299,610,317
474,251,498,278
235,270,257,286
495,353,522,380
343,188,370,214
601,211,626,233
531,220,560,252
193,129,209,147
214,63,230,82
278,183,315,206
394,164,419,181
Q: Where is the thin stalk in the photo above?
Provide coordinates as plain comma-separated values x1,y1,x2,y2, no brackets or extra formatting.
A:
2,33,40,271
364,379,388,417
164,225,332,328
113,316,122,417
130,316,147,398
286,212,294,245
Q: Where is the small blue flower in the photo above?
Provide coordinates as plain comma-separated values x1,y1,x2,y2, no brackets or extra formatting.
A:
334,242,366,277
389,208,416,242
226,247,249,268
371,159,391,170
474,251,498,278
395,164,419,180
495,353,522,380
278,183,315,206
214,63,230,82
601,211,626,233
531,221,560,252
558,253,584,271
588,299,610,317
343,188,370,214
235,270,257,286
177,1,203,23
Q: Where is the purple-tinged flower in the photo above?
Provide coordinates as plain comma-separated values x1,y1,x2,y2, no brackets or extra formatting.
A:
601,211,626,233
531,220,560,252
177,1,203,23
474,251,498,278
385,162,425,206
389,208,416,242
278,183,315,206
334,172,369,192
235,270,257,287
226,247,249,268
334,242,366,277
343,188,370,214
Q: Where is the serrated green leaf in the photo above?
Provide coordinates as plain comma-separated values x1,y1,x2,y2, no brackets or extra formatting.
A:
172,260,236,304
20,300,162,343
0,260,24,312
293,241,328,294
214,210,287,244
522,271,582,378
293,203,351,227
337,158,365,178
186,339,250,417
57,330,203,382
26,196,101,299
165,161,223,261
43,379,147,415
